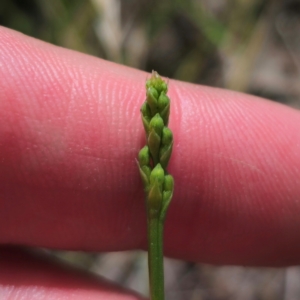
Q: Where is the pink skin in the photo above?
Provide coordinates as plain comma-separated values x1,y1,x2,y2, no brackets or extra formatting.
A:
1,26,300,298
0,248,143,299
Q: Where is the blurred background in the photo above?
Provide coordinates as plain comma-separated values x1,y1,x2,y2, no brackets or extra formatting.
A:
1,0,300,299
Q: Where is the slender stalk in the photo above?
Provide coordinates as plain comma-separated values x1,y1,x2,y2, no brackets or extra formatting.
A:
157,217,165,288
147,210,164,300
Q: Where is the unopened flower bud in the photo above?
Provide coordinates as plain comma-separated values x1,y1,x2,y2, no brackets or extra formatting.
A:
138,146,152,191
159,127,173,169
140,102,152,133
148,164,165,212
157,92,170,125
148,114,164,165
160,174,174,221
146,86,159,116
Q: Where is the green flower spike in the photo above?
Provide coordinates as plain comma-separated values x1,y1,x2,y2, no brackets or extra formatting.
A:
138,71,174,300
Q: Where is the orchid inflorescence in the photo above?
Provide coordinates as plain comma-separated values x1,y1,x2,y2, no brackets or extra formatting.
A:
138,71,174,300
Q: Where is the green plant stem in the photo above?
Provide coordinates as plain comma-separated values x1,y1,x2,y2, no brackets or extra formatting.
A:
138,72,173,300
147,211,164,300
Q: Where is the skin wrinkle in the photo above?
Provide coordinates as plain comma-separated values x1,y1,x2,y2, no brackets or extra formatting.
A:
166,88,300,264
213,153,265,175
168,84,191,203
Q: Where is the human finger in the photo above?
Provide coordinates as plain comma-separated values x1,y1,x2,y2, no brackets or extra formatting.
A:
0,247,143,299
1,27,300,265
